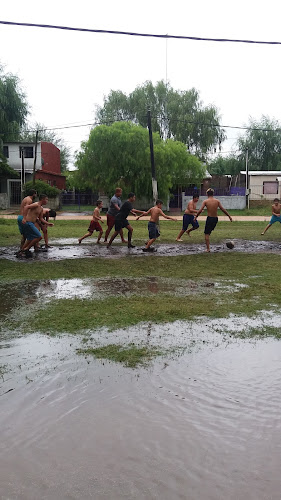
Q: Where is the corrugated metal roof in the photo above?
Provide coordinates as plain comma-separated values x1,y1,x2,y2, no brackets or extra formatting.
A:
240,171,281,176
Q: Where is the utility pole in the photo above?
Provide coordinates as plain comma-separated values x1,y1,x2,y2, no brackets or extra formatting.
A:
20,146,25,195
33,130,39,186
245,148,249,210
147,109,158,203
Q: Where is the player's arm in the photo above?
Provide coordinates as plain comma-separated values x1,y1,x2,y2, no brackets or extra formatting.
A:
113,203,120,211
131,209,146,217
39,209,54,226
136,208,151,220
158,209,177,221
194,201,206,219
218,202,232,221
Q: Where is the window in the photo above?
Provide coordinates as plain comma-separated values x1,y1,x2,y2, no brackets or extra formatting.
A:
263,182,278,195
19,146,34,158
3,146,9,158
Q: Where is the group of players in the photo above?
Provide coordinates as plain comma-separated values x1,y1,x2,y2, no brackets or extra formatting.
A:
16,189,56,258
77,187,233,253
16,187,281,257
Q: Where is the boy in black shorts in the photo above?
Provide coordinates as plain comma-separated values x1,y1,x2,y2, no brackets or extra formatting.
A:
194,188,232,252
106,193,144,249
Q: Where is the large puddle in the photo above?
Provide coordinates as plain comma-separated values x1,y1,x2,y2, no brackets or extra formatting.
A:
1,318,281,499
1,238,281,261
0,277,247,321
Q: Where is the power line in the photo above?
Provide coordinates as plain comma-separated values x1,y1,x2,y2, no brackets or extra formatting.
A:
1,20,281,46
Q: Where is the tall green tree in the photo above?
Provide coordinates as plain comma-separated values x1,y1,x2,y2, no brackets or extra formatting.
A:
237,116,281,170
0,65,28,144
96,80,225,158
208,155,243,176
20,122,71,171
75,122,205,200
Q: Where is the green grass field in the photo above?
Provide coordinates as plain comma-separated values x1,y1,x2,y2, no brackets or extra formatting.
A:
0,217,280,247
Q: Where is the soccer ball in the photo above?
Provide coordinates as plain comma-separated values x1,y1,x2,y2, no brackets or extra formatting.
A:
226,241,234,249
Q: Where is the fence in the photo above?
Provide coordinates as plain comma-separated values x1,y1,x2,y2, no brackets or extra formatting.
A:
60,192,99,212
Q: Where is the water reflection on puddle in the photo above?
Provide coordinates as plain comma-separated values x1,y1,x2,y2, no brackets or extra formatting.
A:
0,277,247,315
1,325,281,500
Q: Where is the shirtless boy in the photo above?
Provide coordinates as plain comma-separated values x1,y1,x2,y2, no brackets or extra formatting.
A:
78,200,104,244
176,194,199,241
261,198,281,235
194,188,232,252
17,194,54,257
137,199,177,252
17,189,37,248
35,208,56,249
107,193,144,249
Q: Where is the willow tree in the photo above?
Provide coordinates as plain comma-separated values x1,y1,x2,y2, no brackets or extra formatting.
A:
96,80,225,159
75,121,205,200
0,65,28,145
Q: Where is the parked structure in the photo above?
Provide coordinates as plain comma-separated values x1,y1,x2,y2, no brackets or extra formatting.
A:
1,141,66,208
240,171,281,201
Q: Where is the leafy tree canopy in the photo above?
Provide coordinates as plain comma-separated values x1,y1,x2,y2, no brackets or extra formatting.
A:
24,180,60,198
237,116,281,170
75,121,205,200
208,155,243,176
20,122,71,172
96,80,225,159
0,65,28,144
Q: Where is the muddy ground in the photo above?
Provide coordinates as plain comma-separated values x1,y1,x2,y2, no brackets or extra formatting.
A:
1,238,281,261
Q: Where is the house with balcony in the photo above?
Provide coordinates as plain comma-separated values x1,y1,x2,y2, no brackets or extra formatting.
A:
0,141,66,208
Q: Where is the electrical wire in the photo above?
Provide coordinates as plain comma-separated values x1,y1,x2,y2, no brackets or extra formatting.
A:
1,20,281,45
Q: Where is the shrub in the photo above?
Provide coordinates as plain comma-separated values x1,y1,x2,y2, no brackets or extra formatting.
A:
23,180,60,198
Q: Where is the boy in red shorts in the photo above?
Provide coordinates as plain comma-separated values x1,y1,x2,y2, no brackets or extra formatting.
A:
78,200,104,244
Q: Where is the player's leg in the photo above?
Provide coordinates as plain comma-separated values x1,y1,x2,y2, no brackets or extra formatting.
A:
176,215,188,241
127,224,135,248
107,230,119,247
187,218,199,237
97,229,103,243
78,231,92,243
205,234,210,252
104,215,115,242
120,229,127,243
261,223,272,235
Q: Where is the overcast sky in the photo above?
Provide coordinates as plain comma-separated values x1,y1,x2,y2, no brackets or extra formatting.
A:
1,0,281,168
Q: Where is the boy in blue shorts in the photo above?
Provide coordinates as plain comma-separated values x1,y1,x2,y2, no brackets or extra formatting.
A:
137,199,177,252
261,198,281,235
176,194,199,241
17,194,54,258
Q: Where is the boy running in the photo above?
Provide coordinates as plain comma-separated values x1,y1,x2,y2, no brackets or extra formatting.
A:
17,194,54,257
104,188,126,243
107,192,144,249
176,194,199,241
261,198,281,235
194,188,232,252
137,199,177,252
78,200,104,244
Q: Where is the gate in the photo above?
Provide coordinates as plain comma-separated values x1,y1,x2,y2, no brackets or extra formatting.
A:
7,179,22,208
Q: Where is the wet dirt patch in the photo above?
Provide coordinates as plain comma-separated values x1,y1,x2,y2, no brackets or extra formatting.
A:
0,277,247,323
1,239,281,262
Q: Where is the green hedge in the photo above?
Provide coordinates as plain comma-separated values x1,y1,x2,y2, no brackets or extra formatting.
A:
24,180,60,198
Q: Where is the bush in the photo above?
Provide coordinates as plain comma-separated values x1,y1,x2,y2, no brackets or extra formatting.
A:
23,180,60,198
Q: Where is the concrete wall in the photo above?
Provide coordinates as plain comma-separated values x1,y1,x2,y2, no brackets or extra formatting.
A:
0,193,8,210
182,194,246,210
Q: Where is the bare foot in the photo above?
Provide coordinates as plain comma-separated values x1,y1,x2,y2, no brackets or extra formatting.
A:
261,232,265,235
78,239,81,244
176,238,183,242
205,249,210,253
122,240,128,244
